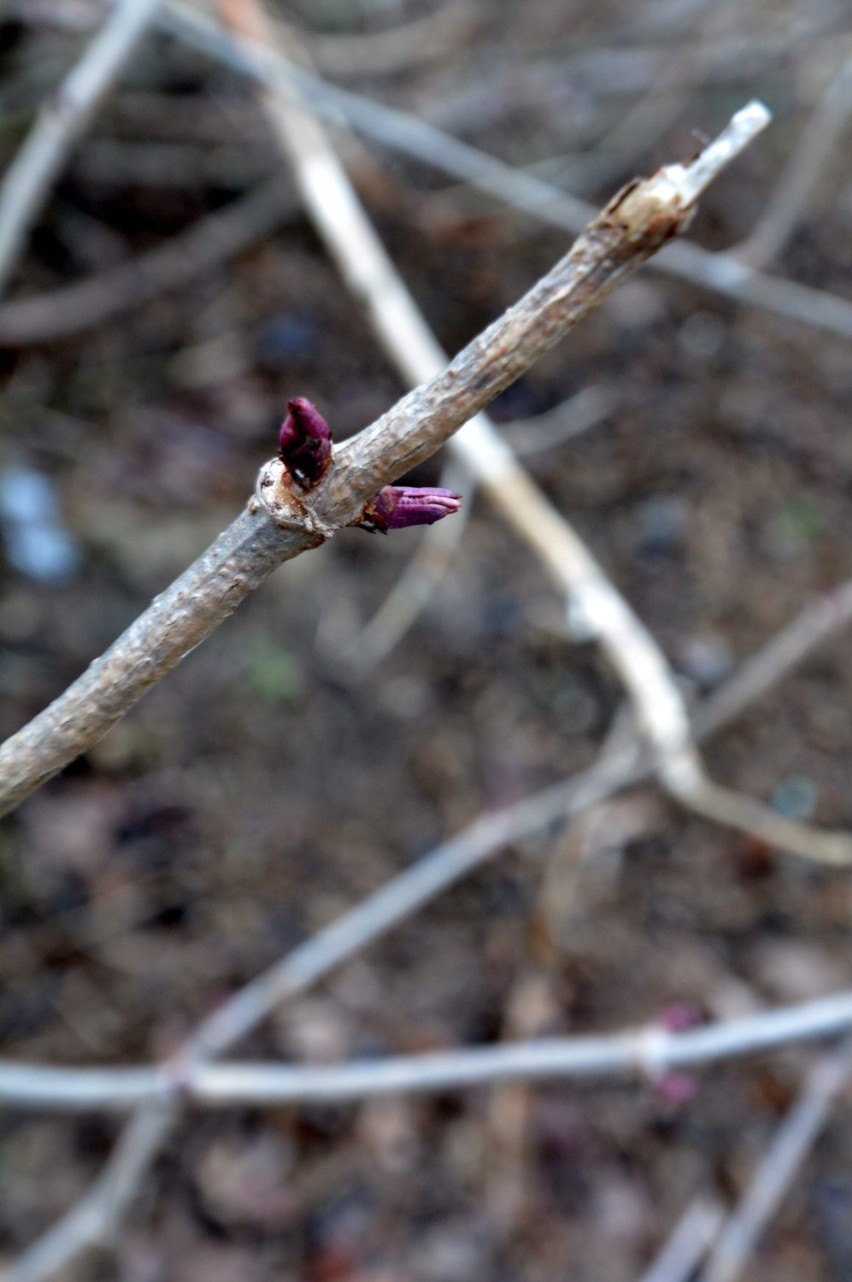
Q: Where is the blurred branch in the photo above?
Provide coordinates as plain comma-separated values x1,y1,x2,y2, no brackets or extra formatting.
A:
0,0,163,295
0,1104,175,1282
0,175,296,343
331,389,614,675
0,102,758,818
733,53,852,270
4,565,852,1280
700,1036,852,1282
297,1,479,79
5,992,852,1110
637,1196,726,1282
161,1,852,343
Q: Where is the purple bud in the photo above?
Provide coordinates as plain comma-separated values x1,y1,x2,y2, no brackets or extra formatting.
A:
277,397,333,486
359,485,462,533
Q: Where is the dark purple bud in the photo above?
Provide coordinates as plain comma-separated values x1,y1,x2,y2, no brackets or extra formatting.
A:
359,485,462,533
277,397,333,486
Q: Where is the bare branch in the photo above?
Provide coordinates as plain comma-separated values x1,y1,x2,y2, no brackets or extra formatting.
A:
4,577,852,1280
224,0,847,871
5,991,852,1110
0,101,757,817
0,1104,175,1282
700,1036,852,1282
0,176,297,344
0,0,163,294
637,1197,726,1282
161,2,852,342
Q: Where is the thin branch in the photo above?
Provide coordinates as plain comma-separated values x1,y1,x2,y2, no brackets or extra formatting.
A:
0,0,163,295
0,510,321,816
222,0,849,870
700,1036,852,1282
161,2,852,343
298,2,478,79
0,175,297,344
4,577,852,1281
637,1196,726,1282
5,991,852,1110
733,53,852,270
694,576,852,741
0,102,756,817
0,1104,176,1282
235,19,852,865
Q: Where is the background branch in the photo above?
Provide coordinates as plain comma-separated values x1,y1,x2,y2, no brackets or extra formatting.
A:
0,0,163,294
4,990,852,1110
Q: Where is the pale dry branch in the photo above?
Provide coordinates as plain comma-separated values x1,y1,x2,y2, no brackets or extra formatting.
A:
637,1196,726,1282
700,1036,852,1282
161,3,852,342
5,573,852,1280
297,1,478,79
0,175,297,343
0,97,755,817
0,1104,176,1282
0,757,625,1282
5,991,852,1111
694,575,852,741
224,15,852,866
336,390,614,674
0,0,163,295
219,0,845,866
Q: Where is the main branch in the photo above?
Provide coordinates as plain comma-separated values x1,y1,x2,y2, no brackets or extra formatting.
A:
0,104,768,817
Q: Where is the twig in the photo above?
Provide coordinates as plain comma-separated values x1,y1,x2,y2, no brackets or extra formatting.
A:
0,749,630,1282
700,1035,852,1282
694,576,852,741
0,1103,176,1282
296,2,478,79
4,576,852,1280
636,1196,726,1282
6,992,852,1110
236,21,852,865
0,0,163,295
341,385,615,674
733,53,852,270
0,509,321,816
160,2,852,343
219,0,848,866
0,175,297,343
0,100,756,817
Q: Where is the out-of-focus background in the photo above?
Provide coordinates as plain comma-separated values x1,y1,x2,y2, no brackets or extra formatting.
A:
2,2,852,1278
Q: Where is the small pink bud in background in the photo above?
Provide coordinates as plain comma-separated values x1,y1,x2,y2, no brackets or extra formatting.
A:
277,397,333,486
359,485,462,533
654,1071,698,1104
649,1003,703,1104
659,1002,703,1033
